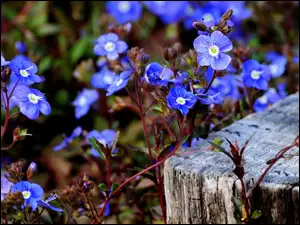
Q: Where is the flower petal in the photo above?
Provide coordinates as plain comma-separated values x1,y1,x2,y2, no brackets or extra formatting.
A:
197,53,212,67
211,53,231,70
193,35,211,53
107,51,119,60
19,102,40,120
116,41,128,53
39,100,51,115
211,31,233,52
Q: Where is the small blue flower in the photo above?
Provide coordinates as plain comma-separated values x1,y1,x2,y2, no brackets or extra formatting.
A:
72,89,99,119
277,82,287,98
144,62,174,86
196,88,223,105
86,129,117,158
166,86,197,116
144,1,188,24
253,88,282,112
94,33,128,60
1,55,10,67
91,67,118,90
193,31,233,70
241,59,271,90
15,41,27,54
106,70,131,96
9,57,41,86
106,1,142,25
13,85,51,120
11,181,63,212
53,126,83,151
11,181,44,211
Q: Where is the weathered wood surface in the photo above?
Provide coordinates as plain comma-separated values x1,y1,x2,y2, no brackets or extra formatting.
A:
164,92,299,224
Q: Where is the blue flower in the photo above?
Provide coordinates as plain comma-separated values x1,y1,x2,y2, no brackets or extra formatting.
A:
15,41,27,54
13,85,51,120
144,62,174,86
106,70,131,96
253,88,282,112
86,129,117,158
72,89,99,119
193,31,233,70
9,57,41,85
11,181,63,212
94,33,128,60
53,126,83,151
277,82,287,98
1,55,10,67
106,1,142,25
196,88,223,105
166,86,197,116
144,1,188,24
241,59,271,90
91,67,118,90
205,66,241,101
1,171,13,201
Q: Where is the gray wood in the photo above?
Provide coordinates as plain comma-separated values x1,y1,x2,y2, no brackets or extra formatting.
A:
164,92,299,224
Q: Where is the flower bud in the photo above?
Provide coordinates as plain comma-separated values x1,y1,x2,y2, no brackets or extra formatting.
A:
221,9,233,22
192,21,208,32
26,162,37,180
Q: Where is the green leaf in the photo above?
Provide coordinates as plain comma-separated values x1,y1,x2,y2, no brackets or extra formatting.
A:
98,183,108,191
36,24,61,36
111,183,118,192
251,210,262,219
70,37,91,64
39,56,52,74
88,137,106,160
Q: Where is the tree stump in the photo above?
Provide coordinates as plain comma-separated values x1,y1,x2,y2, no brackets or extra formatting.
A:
164,92,299,224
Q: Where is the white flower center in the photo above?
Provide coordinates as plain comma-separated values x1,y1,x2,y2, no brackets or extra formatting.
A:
22,191,31,199
250,70,263,80
208,45,220,57
176,97,186,105
104,75,113,84
104,42,116,52
28,93,42,104
20,70,30,77
269,64,278,74
202,13,214,22
78,96,87,106
19,65,34,77
115,79,123,86
259,95,268,104
118,1,131,13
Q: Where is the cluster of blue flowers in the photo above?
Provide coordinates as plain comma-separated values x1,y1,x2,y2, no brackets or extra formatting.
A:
1,52,51,120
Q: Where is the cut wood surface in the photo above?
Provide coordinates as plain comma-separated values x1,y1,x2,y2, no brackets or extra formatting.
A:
164,92,299,224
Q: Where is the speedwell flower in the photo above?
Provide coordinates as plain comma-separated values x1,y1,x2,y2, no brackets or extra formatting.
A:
91,67,118,90
241,59,270,90
166,86,197,116
72,89,99,119
106,70,131,96
9,57,41,85
86,129,118,158
11,181,63,212
13,85,51,120
106,1,142,25
193,31,233,70
94,33,128,60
